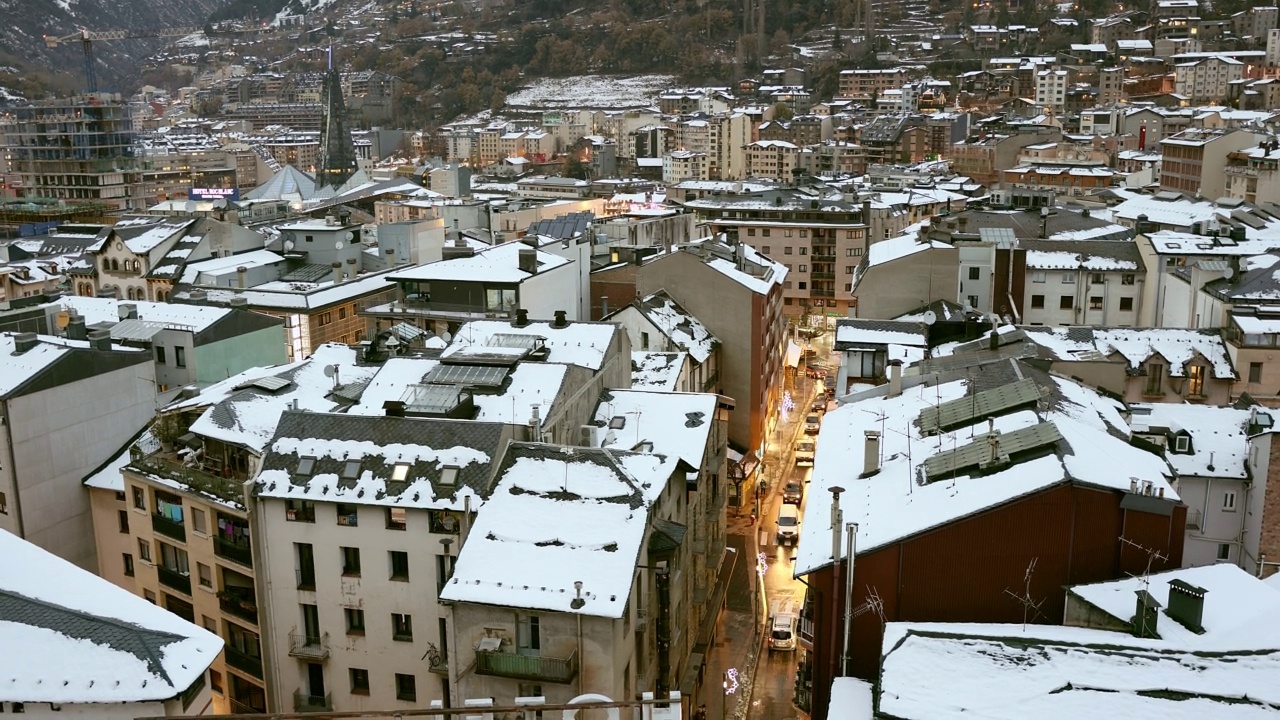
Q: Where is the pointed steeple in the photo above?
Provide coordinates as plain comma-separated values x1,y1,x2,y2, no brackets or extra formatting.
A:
316,45,357,189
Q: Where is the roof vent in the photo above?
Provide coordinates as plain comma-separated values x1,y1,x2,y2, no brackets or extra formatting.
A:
1166,579,1207,634
86,330,112,352
570,580,586,610
228,296,249,308
513,308,530,328
1132,589,1161,639
552,310,568,328
11,332,38,354
188,290,208,302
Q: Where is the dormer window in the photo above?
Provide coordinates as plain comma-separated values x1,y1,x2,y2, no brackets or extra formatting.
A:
1175,435,1190,453
296,456,316,476
391,463,410,483
342,460,361,480
1145,363,1164,395
439,465,459,487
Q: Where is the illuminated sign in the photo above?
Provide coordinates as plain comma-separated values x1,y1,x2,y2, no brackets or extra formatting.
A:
189,187,240,201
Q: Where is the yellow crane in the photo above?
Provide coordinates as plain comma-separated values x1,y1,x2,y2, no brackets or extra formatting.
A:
43,27,201,93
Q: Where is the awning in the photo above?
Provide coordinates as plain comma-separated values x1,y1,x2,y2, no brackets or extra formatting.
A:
785,340,803,368
109,318,166,342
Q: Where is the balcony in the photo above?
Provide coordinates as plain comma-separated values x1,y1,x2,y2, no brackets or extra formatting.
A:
214,536,253,568
811,287,836,298
157,566,191,595
288,631,330,660
130,453,245,507
364,298,516,322
428,649,449,675
475,649,578,684
293,691,333,713
151,513,186,542
219,591,259,625
811,253,836,262
812,271,835,280
1186,507,1202,531
224,645,263,679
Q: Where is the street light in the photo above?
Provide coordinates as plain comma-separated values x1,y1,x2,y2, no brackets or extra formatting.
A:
722,671,729,720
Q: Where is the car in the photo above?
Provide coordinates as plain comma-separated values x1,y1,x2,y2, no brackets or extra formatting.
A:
794,439,815,468
805,365,827,379
768,612,797,651
776,503,800,545
811,397,828,414
783,479,804,504
804,413,821,435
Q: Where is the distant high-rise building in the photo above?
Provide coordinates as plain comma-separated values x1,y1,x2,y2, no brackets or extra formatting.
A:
315,51,357,189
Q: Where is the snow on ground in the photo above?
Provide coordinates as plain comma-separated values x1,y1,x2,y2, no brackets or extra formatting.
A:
505,75,677,110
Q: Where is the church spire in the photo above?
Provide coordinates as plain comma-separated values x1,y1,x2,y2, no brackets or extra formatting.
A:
316,44,357,189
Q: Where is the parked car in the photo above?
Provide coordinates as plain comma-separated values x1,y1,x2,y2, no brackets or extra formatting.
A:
811,397,828,414
769,612,797,651
804,413,821,435
794,439,816,467
805,364,827,379
776,503,801,545
783,479,805,504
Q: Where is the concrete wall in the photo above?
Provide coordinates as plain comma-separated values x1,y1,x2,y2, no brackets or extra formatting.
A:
537,239,593,322
194,325,289,386
1023,269,1144,327
2,361,156,570
1179,474,1251,567
520,264,582,322
853,248,960,320
88,485,136,591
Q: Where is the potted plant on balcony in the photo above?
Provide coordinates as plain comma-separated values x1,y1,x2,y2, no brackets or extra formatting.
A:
152,413,185,453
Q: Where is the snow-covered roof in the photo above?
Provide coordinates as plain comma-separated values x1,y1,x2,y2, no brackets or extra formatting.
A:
446,319,619,372
593,389,717,471
171,344,376,454
174,268,398,311
0,528,221,704
57,296,231,333
681,238,787,294
835,319,928,349
631,352,686,391
111,217,196,254
388,241,570,283
254,412,506,510
637,291,719,364
1129,403,1252,479
796,360,1177,574
867,229,951,267
83,445,133,492
179,249,286,285
440,443,657,618
1011,327,1235,379
1025,249,1139,271
828,678,874,720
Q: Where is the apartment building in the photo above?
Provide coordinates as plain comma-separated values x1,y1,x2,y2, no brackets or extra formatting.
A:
1099,67,1126,104
1224,141,1280,205
604,290,722,396
251,411,514,713
745,141,802,181
1159,127,1257,199
1174,56,1245,103
709,113,752,180
838,68,910,100
1035,69,1071,111
1021,240,1145,326
663,151,710,184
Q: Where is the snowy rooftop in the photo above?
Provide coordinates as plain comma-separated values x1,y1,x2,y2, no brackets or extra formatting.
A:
637,291,719,363
388,242,570,283
631,352,685,391
682,237,787,294
828,678,874,720
58,296,231,333
1129,403,1253,479
0,528,221,704
105,216,196,254
1011,327,1235,379
593,388,718,471
174,268,398,311
179,250,286,285
440,443,657,617
445,319,619,372
835,320,928,350
867,227,951,268
1024,248,1139,271
169,344,376,454
796,361,1176,574
505,74,674,110
254,412,506,511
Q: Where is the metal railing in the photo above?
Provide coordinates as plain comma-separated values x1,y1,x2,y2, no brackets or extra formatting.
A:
214,536,253,568
219,592,259,625
288,631,330,659
365,299,516,321
812,271,835,280
224,645,264,679
475,649,577,684
131,454,245,506
157,565,191,595
1186,507,1203,531
292,690,333,712
151,513,186,542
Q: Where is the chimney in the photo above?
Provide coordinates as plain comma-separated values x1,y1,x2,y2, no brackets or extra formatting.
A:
383,400,407,417
179,385,200,399
513,308,530,328
958,215,969,233
385,247,396,265
229,296,249,308
236,266,247,288
346,257,358,279
829,485,845,562
87,330,112,351
862,431,881,477
861,199,872,226
332,262,343,284
188,290,208,302
1132,590,1161,639
1165,579,1207,633
887,359,903,398
12,332,38,354
120,303,138,320
552,310,568,328
734,242,746,270
66,313,87,341
518,247,538,274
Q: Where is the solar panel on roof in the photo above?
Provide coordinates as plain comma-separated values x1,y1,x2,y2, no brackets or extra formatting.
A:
423,363,510,387
282,263,336,283
918,379,1042,435
923,421,1062,482
253,376,292,392
979,227,1017,247
487,333,543,350
401,383,465,413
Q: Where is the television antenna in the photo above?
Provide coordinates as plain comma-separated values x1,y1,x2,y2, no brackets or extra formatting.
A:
1003,557,1046,630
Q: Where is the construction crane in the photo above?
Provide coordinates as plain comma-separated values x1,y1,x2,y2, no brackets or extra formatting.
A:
43,27,201,93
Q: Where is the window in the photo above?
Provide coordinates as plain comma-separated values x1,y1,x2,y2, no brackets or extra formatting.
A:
155,346,166,364
286,499,315,523
144,590,156,604
1090,273,1104,284
1059,296,1073,310
784,229,793,238
747,228,756,236
210,669,222,695
1187,364,1206,396
761,246,770,254
318,312,333,326
640,331,649,350
123,553,134,577
341,547,361,576
783,246,792,255
138,538,152,563
203,615,217,633
1175,434,1189,452
338,307,346,320
1089,296,1103,310
390,551,410,581
1218,543,1231,561
800,229,808,238
345,607,366,635
799,264,808,273
336,503,358,526
436,554,456,594
1223,491,1237,511
197,563,212,588
762,229,771,237
799,247,807,256
846,248,857,257
395,673,417,702
847,231,856,239
846,266,855,274
1031,295,1045,309
12,703,23,713
1120,297,1134,312
1062,273,1075,284
350,668,370,695
1250,362,1263,384
132,487,146,511
967,295,979,309
118,509,130,534
798,281,807,290
295,542,316,590
387,507,407,531
1146,364,1164,395
968,267,980,280
1032,271,1046,283
191,508,206,535
174,346,186,368
439,466,458,487
392,613,413,641
1122,274,1135,285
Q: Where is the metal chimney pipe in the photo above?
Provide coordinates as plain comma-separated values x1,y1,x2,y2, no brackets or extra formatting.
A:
863,430,881,477
841,522,859,677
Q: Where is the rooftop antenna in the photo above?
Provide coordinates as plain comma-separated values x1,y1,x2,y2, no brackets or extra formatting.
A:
1120,536,1169,634
323,363,340,389
1003,557,1046,630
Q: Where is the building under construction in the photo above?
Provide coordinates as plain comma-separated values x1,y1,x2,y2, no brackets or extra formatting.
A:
1,93,141,213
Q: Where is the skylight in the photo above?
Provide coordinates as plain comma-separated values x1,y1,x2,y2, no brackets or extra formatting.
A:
296,456,316,476
342,460,361,479
440,465,459,486
391,463,410,483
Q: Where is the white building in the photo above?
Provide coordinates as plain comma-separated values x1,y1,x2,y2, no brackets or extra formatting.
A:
1021,240,1145,327
1174,56,1245,103
1034,70,1070,112
0,527,222,718
663,151,710,184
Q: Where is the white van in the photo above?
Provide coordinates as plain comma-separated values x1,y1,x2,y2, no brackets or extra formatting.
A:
769,612,797,651
776,503,800,545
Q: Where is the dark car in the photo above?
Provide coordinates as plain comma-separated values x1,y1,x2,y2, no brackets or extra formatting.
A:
783,479,804,504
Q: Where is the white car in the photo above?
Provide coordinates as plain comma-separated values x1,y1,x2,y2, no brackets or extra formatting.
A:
804,413,821,435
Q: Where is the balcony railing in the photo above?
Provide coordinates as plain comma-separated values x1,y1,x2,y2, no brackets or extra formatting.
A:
151,513,186,542
130,454,245,507
812,271,835,280
214,536,254,568
428,649,449,675
293,691,333,713
364,299,516,321
157,566,191,595
224,645,264,679
475,649,578,684
219,591,259,625
811,287,836,298
1186,507,1203,531
288,631,330,660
